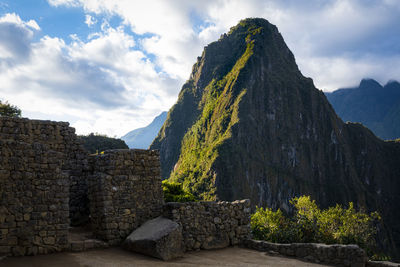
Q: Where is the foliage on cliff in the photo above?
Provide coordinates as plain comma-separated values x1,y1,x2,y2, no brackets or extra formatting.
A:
162,180,196,203
150,18,400,260
164,19,265,199
78,133,128,154
0,100,21,117
251,196,382,257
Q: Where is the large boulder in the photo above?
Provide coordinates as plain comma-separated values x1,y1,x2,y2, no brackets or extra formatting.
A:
123,216,184,261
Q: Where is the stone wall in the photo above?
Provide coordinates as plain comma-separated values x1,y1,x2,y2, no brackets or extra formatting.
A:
0,116,253,258
0,140,69,256
244,239,367,267
367,261,400,267
0,117,89,226
0,117,90,256
163,200,251,251
88,149,163,245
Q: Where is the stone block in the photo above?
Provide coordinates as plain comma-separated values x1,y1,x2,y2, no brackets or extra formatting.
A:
123,216,183,261
43,236,55,245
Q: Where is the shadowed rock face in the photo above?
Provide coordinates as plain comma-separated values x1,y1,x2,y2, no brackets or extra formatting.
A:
151,18,400,260
123,217,183,261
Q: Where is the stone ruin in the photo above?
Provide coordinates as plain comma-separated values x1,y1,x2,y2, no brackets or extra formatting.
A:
2,117,391,266
0,116,251,258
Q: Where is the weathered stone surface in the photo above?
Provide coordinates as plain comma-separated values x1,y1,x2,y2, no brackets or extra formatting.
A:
163,200,251,251
123,216,183,261
244,239,368,267
0,117,164,256
0,116,253,260
367,261,400,267
0,119,75,257
88,149,163,244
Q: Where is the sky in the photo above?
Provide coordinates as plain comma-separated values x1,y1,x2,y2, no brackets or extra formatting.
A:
0,0,399,137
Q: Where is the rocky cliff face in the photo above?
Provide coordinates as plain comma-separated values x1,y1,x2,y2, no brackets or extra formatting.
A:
150,18,400,259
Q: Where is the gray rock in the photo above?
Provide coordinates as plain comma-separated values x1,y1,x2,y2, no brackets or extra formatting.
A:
201,232,230,250
123,216,183,261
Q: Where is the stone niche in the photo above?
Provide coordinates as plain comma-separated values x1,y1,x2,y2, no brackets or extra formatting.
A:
88,149,164,245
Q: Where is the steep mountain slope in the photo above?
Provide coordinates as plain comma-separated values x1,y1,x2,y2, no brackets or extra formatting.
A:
325,79,400,140
150,18,400,259
122,111,167,149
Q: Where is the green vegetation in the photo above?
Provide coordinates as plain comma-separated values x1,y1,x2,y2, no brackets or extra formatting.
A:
0,100,21,117
151,18,400,261
251,196,384,258
169,20,262,200
78,133,128,154
162,180,196,202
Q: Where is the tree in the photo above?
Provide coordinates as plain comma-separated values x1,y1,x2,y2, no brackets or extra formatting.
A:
0,100,21,117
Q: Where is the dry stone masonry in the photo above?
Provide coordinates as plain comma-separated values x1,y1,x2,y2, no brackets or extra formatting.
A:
0,116,252,260
0,138,69,255
163,200,251,251
0,117,90,227
88,149,163,245
0,117,165,256
244,239,367,267
0,117,88,256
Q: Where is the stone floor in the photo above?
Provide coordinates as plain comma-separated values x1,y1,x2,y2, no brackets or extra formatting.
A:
0,246,331,267
68,225,108,252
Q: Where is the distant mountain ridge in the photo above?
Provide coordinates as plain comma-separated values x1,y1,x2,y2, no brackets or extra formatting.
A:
122,111,167,149
325,79,400,140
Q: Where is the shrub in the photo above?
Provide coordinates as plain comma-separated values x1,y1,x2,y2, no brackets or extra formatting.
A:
251,207,298,243
162,180,197,202
251,195,381,257
0,100,21,117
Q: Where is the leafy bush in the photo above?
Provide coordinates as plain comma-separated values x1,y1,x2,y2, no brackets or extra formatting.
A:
162,180,197,202
251,196,381,257
0,100,21,117
251,207,298,243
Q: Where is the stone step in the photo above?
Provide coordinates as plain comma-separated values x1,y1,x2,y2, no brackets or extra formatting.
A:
68,239,109,252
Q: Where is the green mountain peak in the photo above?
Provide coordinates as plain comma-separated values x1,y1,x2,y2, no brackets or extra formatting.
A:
151,18,400,260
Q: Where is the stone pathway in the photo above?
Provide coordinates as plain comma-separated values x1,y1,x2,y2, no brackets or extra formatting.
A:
0,247,331,267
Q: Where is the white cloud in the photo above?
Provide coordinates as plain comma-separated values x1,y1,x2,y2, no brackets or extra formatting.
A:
47,0,80,7
198,0,400,90
301,55,400,91
45,0,400,91
3,0,400,136
85,14,97,27
0,13,41,31
0,13,179,137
